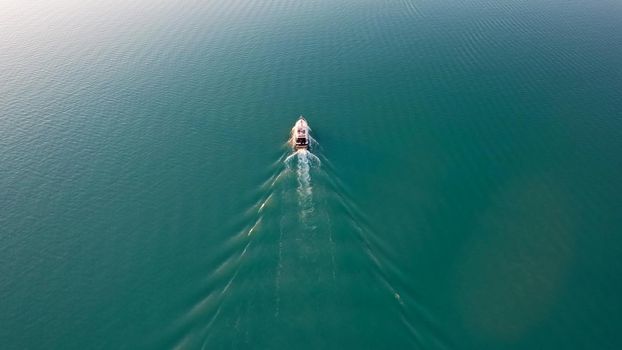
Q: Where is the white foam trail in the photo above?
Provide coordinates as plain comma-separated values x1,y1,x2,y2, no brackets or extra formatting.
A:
284,152,297,165
306,151,321,166
247,217,261,236
284,149,321,219
258,193,272,213
288,150,319,224
297,151,313,222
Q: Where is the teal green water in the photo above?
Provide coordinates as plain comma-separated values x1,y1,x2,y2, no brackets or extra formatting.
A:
2,0,622,348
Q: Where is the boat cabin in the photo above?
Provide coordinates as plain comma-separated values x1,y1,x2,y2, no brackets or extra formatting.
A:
295,128,308,149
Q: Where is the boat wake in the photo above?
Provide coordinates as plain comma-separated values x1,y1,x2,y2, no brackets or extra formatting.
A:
285,149,321,224
174,117,418,348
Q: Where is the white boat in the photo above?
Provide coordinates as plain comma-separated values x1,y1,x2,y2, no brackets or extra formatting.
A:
292,116,310,150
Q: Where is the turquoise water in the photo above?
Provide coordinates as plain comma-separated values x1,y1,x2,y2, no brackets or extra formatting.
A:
2,0,622,348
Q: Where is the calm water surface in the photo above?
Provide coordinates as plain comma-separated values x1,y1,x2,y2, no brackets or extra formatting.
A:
1,0,622,349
